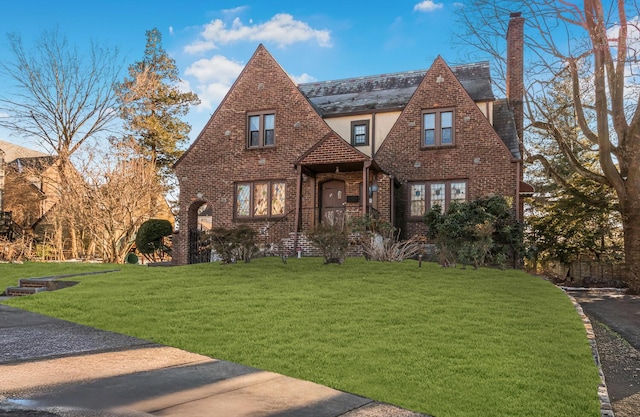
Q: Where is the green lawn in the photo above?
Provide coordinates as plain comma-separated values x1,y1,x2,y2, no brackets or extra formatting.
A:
1,258,601,417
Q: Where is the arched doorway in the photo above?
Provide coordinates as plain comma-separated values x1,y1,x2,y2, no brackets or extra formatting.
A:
187,201,211,264
320,180,345,225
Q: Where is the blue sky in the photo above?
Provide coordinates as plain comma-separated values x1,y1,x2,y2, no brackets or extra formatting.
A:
0,0,492,150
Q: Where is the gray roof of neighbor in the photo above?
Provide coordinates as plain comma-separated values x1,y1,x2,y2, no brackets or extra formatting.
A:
298,62,494,116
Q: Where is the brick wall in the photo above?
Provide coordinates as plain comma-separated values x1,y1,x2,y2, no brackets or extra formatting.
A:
375,57,518,238
173,45,332,264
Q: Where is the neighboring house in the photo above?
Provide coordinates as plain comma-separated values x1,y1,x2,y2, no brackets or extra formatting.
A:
0,140,59,235
173,13,530,265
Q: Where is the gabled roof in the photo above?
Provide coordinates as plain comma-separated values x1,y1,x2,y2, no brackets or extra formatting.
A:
0,140,49,163
7,156,57,174
297,131,377,172
298,62,494,116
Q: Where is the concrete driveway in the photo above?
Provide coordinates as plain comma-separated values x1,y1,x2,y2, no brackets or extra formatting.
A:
0,305,427,417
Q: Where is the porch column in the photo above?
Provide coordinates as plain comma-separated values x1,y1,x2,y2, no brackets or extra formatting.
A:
293,164,303,253
363,160,372,217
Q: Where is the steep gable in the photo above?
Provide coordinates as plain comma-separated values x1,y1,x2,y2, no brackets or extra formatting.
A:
175,44,331,174
375,56,515,180
297,131,371,172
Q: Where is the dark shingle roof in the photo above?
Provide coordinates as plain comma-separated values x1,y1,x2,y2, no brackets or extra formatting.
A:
298,62,494,116
493,99,521,159
8,156,57,174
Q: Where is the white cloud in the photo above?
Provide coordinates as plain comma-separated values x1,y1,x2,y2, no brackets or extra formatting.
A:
184,13,332,54
413,1,444,12
222,6,248,16
185,55,245,110
169,26,174,35
291,73,317,84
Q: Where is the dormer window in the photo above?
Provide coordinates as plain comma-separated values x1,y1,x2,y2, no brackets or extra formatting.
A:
248,112,275,148
422,109,454,147
351,120,370,146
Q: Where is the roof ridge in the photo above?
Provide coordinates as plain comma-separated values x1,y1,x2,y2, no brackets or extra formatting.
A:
298,61,490,88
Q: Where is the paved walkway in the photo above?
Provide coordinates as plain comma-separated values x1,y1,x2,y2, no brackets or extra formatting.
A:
0,305,427,417
566,289,640,417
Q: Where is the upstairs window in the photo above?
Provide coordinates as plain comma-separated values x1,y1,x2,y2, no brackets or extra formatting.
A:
351,120,370,146
248,112,275,148
422,109,454,147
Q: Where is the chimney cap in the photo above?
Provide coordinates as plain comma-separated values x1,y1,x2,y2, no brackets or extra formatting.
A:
510,12,522,18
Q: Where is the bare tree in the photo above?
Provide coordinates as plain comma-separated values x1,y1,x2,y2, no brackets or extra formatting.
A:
68,139,166,263
0,29,122,173
456,1,640,292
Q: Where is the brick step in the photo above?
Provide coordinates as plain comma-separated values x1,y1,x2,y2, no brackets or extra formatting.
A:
2,269,118,298
18,278,50,288
5,286,47,297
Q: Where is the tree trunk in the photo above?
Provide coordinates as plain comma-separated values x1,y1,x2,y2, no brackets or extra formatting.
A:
621,198,640,293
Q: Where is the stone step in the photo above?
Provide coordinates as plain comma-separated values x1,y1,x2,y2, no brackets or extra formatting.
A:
5,286,48,297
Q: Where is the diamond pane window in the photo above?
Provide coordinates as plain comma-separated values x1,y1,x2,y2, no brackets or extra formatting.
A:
451,182,466,203
430,183,446,212
235,181,286,219
271,182,286,215
410,184,426,217
254,183,268,216
236,184,250,217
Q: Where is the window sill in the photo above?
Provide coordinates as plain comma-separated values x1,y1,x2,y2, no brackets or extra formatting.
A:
247,145,276,150
234,215,286,221
420,144,455,150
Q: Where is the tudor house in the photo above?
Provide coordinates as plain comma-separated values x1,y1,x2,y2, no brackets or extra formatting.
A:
173,13,528,265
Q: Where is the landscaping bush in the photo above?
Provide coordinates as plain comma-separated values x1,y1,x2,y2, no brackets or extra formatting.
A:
135,219,173,262
308,223,350,264
0,235,33,262
425,195,523,269
208,225,258,263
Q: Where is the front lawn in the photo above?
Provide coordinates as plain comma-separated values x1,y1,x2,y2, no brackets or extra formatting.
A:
1,258,601,417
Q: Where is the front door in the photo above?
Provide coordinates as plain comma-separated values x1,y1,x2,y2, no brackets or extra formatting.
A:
320,180,345,226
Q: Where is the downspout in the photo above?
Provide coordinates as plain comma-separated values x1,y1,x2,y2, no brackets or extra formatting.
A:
371,112,376,157
515,160,521,221
0,150,4,215
293,164,303,254
390,175,395,227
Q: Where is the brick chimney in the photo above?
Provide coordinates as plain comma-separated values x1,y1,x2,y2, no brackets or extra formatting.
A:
506,12,524,156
